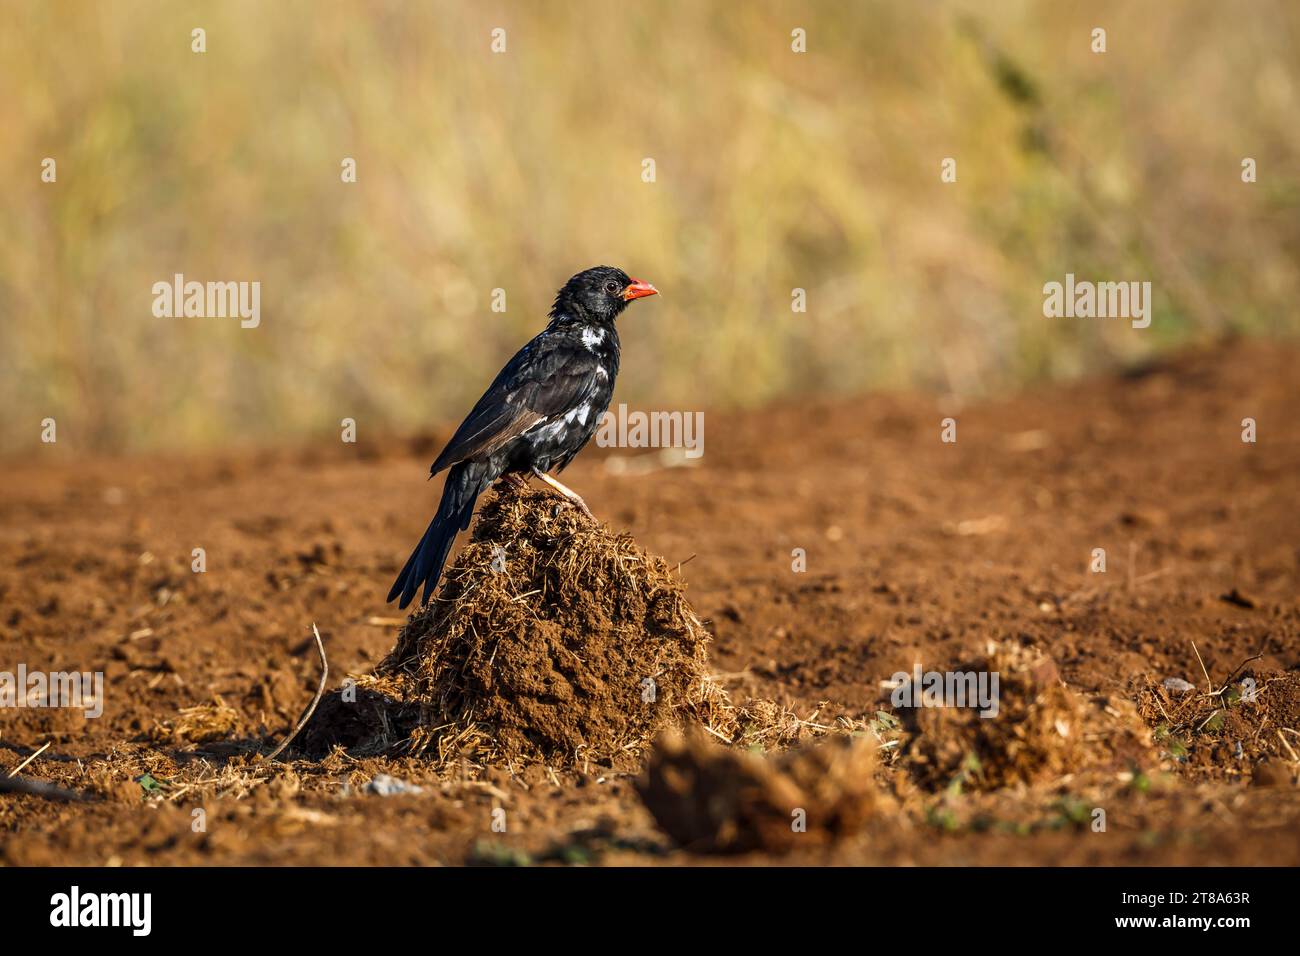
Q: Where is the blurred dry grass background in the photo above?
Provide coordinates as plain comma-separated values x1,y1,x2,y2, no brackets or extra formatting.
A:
1,0,1297,454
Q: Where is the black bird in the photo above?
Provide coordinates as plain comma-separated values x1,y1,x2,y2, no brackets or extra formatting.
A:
387,265,659,609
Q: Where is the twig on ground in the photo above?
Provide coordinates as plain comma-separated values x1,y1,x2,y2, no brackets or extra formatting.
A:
7,741,51,778
1279,731,1300,765
1190,640,1213,694
263,623,329,764
1218,650,1265,692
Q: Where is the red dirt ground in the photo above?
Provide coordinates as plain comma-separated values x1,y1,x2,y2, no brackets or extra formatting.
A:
2,338,1298,865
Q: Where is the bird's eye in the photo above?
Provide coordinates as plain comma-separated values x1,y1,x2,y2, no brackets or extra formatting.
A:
604,281,621,295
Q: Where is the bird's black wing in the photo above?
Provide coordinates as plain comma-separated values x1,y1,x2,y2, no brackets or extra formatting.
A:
428,333,600,475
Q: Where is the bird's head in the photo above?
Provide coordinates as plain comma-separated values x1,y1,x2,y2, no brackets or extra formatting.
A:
551,265,658,323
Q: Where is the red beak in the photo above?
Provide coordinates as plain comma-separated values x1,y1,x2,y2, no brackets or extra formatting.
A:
621,279,659,301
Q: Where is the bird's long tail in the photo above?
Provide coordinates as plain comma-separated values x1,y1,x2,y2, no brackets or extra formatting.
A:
387,461,490,609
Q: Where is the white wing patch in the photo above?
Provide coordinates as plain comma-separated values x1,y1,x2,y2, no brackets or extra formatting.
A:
531,419,567,441
528,401,591,440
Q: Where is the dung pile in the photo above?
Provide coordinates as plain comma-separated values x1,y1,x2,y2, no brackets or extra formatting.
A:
636,730,880,854
899,642,1158,792
307,484,734,769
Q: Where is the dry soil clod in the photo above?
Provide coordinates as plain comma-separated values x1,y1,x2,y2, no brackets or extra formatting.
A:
636,730,881,854
898,642,1159,792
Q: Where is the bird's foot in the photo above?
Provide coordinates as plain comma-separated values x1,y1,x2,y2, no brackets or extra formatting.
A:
532,467,595,519
499,472,529,491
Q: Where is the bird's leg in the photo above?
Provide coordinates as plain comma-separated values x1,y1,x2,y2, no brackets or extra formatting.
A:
532,467,594,519
498,472,529,491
